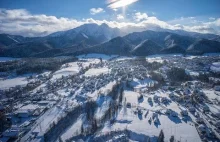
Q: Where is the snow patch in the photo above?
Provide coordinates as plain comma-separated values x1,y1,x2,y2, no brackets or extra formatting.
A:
85,67,110,77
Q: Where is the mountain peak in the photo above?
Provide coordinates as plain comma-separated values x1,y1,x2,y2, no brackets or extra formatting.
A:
100,23,109,28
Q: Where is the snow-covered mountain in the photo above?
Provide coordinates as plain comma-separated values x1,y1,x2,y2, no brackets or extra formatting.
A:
187,39,220,54
83,36,134,56
78,30,220,56
0,24,122,57
1,23,220,57
49,23,122,44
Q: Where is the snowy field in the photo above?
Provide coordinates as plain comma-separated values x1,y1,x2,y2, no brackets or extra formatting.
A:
129,78,157,88
210,62,220,73
85,67,110,76
101,89,201,142
0,75,31,90
51,59,100,80
147,57,164,63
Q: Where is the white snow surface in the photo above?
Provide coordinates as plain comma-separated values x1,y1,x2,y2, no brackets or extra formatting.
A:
85,67,110,76
51,59,99,80
0,75,31,90
101,89,201,142
130,78,157,88
210,62,220,73
59,115,83,142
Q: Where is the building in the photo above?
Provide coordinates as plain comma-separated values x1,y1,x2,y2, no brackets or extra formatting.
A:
2,127,21,140
215,121,220,128
198,124,206,133
14,104,39,118
214,85,220,91
181,110,188,116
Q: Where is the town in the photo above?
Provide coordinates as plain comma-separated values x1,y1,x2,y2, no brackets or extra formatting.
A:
0,54,220,142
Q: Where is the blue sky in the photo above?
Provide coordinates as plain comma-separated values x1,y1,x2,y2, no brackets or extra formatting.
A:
0,0,219,36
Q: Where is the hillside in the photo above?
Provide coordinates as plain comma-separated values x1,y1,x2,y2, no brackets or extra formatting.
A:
131,39,163,56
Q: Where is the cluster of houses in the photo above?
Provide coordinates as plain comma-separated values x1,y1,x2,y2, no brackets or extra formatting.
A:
0,100,55,142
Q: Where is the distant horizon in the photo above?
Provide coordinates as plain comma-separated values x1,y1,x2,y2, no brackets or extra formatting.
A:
0,0,220,37
1,22,220,38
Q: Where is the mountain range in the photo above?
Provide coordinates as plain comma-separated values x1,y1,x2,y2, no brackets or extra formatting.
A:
0,23,220,57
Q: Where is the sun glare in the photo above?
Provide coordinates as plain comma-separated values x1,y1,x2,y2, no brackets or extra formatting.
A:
108,0,139,9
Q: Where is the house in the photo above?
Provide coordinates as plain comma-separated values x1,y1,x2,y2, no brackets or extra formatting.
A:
183,88,191,95
138,94,143,100
38,101,49,106
165,109,172,115
196,118,203,123
215,121,220,128
176,96,183,102
198,124,206,133
137,108,143,115
153,95,159,102
214,112,220,118
214,85,220,91
15,110,31,118
154,117,160,124
206,128,215,138
14,104,39,118
188,106,196,112
170,111,178,117
75,94,87,102
148,97,152,102
134,86,142,92
152,112,158,120
169,93,175,99
162,86,169,90
202,105,210,112
161,97,169,103
181,110,188,116
2,127,21,138
182,91,191,101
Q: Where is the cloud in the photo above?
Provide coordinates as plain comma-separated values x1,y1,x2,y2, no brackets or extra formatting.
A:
168,17,201,26
117,14,124,20
107,0,139,9
168,16,220,34
90,8,105,15
0,9,220,37
0,9,85,37
133,12,148,21
209,17,216,21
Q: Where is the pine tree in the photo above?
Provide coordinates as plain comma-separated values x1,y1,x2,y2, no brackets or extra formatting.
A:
92,119,98,132
58,136,63,142
158,130,164,142
81,124,84,135
170,135,174,142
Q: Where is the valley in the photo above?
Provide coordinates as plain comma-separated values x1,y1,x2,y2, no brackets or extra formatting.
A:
0,54,220,142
